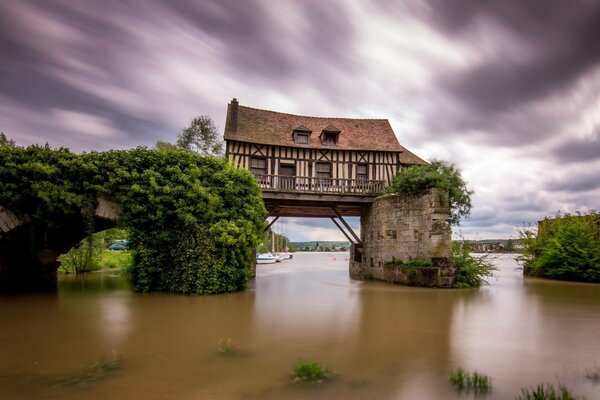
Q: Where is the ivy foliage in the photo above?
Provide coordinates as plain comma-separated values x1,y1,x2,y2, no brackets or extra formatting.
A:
0,145,266,294
387,160,473,225
518,213,600,283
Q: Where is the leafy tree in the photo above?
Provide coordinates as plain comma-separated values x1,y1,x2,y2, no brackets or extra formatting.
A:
387,160,473,225
176,116,224,156
0,132,15,147
155,140,177,151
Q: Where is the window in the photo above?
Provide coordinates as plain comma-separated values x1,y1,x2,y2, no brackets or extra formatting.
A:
250,157,266,176
294,132,310,144
316,162,332,179
322,132,338,146
357,164,368,181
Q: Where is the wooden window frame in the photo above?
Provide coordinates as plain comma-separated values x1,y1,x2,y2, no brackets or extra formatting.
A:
294,132,310,144
249,156,267,176
316,162,332,179
322,132,338,146
356,163,368,181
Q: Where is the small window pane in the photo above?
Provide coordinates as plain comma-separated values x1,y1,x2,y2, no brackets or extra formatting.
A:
250,157,266,175
322,133,337,145
295,133,309,144
316,162,332,178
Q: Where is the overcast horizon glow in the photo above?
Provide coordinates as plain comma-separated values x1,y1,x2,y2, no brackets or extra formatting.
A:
1,0,599,241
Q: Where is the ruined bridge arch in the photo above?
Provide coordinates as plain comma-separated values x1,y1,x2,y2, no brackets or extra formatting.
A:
0,198,121,292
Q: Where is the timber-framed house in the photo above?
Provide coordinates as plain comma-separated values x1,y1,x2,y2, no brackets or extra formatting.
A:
223,98,427,218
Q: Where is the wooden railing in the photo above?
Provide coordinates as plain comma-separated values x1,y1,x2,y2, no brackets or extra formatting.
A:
255,174,385,196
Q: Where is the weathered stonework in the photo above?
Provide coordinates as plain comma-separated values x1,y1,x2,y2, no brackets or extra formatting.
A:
350,189,455,287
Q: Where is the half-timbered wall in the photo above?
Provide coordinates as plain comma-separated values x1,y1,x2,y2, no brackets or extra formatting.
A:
226,141,402,184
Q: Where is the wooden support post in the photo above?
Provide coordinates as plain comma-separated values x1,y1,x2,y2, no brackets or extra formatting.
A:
330,217,355,244
264,216,279,232
331,207,362,246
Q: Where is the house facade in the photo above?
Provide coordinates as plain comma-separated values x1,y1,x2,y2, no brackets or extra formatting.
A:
223,98,426,198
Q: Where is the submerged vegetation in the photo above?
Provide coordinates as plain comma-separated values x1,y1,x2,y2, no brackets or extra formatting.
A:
54,354,121,388
585,366,600,384
518,212,600,283
515,384,580,400
292,360,333,383
452,240,498,288
448,368,492,393
0,145,266,294
387,159,473,225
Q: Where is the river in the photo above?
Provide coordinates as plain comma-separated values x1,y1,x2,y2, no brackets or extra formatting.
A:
1,253,599,399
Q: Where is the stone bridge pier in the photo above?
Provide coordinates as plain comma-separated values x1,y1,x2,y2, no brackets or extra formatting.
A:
0,199,119,293
350,189,454,287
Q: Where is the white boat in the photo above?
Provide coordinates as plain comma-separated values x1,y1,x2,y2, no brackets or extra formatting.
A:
273,252,284,262
282,252,293,260
256,253,277,264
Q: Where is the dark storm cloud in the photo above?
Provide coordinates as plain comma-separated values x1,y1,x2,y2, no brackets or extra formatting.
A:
551,126,600,163
418,0,600,143
546,168,600,193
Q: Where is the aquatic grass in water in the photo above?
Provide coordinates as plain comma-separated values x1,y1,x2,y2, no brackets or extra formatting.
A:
585,366,600,383
54,354,121,388
515,384,580,400
449,368,492,393
292,359,333,383
217,338,240,355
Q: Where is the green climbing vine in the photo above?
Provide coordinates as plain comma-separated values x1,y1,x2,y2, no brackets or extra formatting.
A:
0,145,267,294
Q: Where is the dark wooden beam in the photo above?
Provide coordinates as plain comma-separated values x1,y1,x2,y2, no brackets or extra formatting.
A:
264,216,279,232
330,217,355,244
331,207,362,245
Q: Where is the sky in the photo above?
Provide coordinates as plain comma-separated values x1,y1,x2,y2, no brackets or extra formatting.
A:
1,0,599,241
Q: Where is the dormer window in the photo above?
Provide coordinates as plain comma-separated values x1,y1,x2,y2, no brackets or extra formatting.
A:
293,125,312,144
320,125,340,146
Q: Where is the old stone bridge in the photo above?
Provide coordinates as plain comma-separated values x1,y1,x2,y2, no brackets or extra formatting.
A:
0,199,119,292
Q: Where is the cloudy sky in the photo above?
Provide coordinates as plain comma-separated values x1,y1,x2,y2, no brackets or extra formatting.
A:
1,0,599,241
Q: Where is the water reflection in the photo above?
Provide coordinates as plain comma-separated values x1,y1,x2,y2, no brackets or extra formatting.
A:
1,253,600,400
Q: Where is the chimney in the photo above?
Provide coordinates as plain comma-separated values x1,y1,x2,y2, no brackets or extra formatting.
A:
229,98,239,133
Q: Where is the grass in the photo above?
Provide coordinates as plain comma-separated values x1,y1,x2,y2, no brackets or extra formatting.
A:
585,366,600,383
54,354,121,388
292,359,333,383
217,338,240,354
452,241,498,288
515,384,580,400
448,368,492,393
97,250,132,270
384,259,432,268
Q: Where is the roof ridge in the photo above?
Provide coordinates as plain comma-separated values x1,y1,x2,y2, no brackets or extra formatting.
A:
238,105,390,122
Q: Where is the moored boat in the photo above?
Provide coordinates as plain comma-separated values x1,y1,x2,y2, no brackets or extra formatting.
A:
256,253,277,264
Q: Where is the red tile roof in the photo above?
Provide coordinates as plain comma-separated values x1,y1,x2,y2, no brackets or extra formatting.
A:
224,99,427,165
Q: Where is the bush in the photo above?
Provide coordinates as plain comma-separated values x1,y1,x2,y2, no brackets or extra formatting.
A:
292,360,333,383
518,213,600,283
0,145,266,294
452,241,497,288
387,160,472,225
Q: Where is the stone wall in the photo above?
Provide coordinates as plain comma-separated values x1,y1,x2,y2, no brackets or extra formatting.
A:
350,189,454,287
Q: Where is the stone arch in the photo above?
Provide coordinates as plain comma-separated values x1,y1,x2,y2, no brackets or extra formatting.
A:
0,197,121,293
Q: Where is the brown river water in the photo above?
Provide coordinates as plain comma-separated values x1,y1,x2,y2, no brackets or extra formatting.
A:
1,252,600,399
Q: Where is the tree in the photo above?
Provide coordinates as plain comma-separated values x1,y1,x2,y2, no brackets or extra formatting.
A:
155,140,177,151
387,160,473,225
0,132,15,147
176,116,224,156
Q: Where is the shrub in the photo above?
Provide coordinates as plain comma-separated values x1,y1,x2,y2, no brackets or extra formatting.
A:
515,384,580,400
292,360,333,383
517,213,600,283
387,160,472,225
0,145,266,294
452,241,497,288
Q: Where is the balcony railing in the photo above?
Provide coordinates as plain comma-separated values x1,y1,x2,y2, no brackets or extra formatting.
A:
255,174,385,196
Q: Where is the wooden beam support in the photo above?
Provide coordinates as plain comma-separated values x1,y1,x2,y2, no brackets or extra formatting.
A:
330,217,355,244
264,216,279,232
331,207,362,246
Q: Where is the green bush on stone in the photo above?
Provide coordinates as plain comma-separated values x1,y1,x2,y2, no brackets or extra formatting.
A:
0,145,267,294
